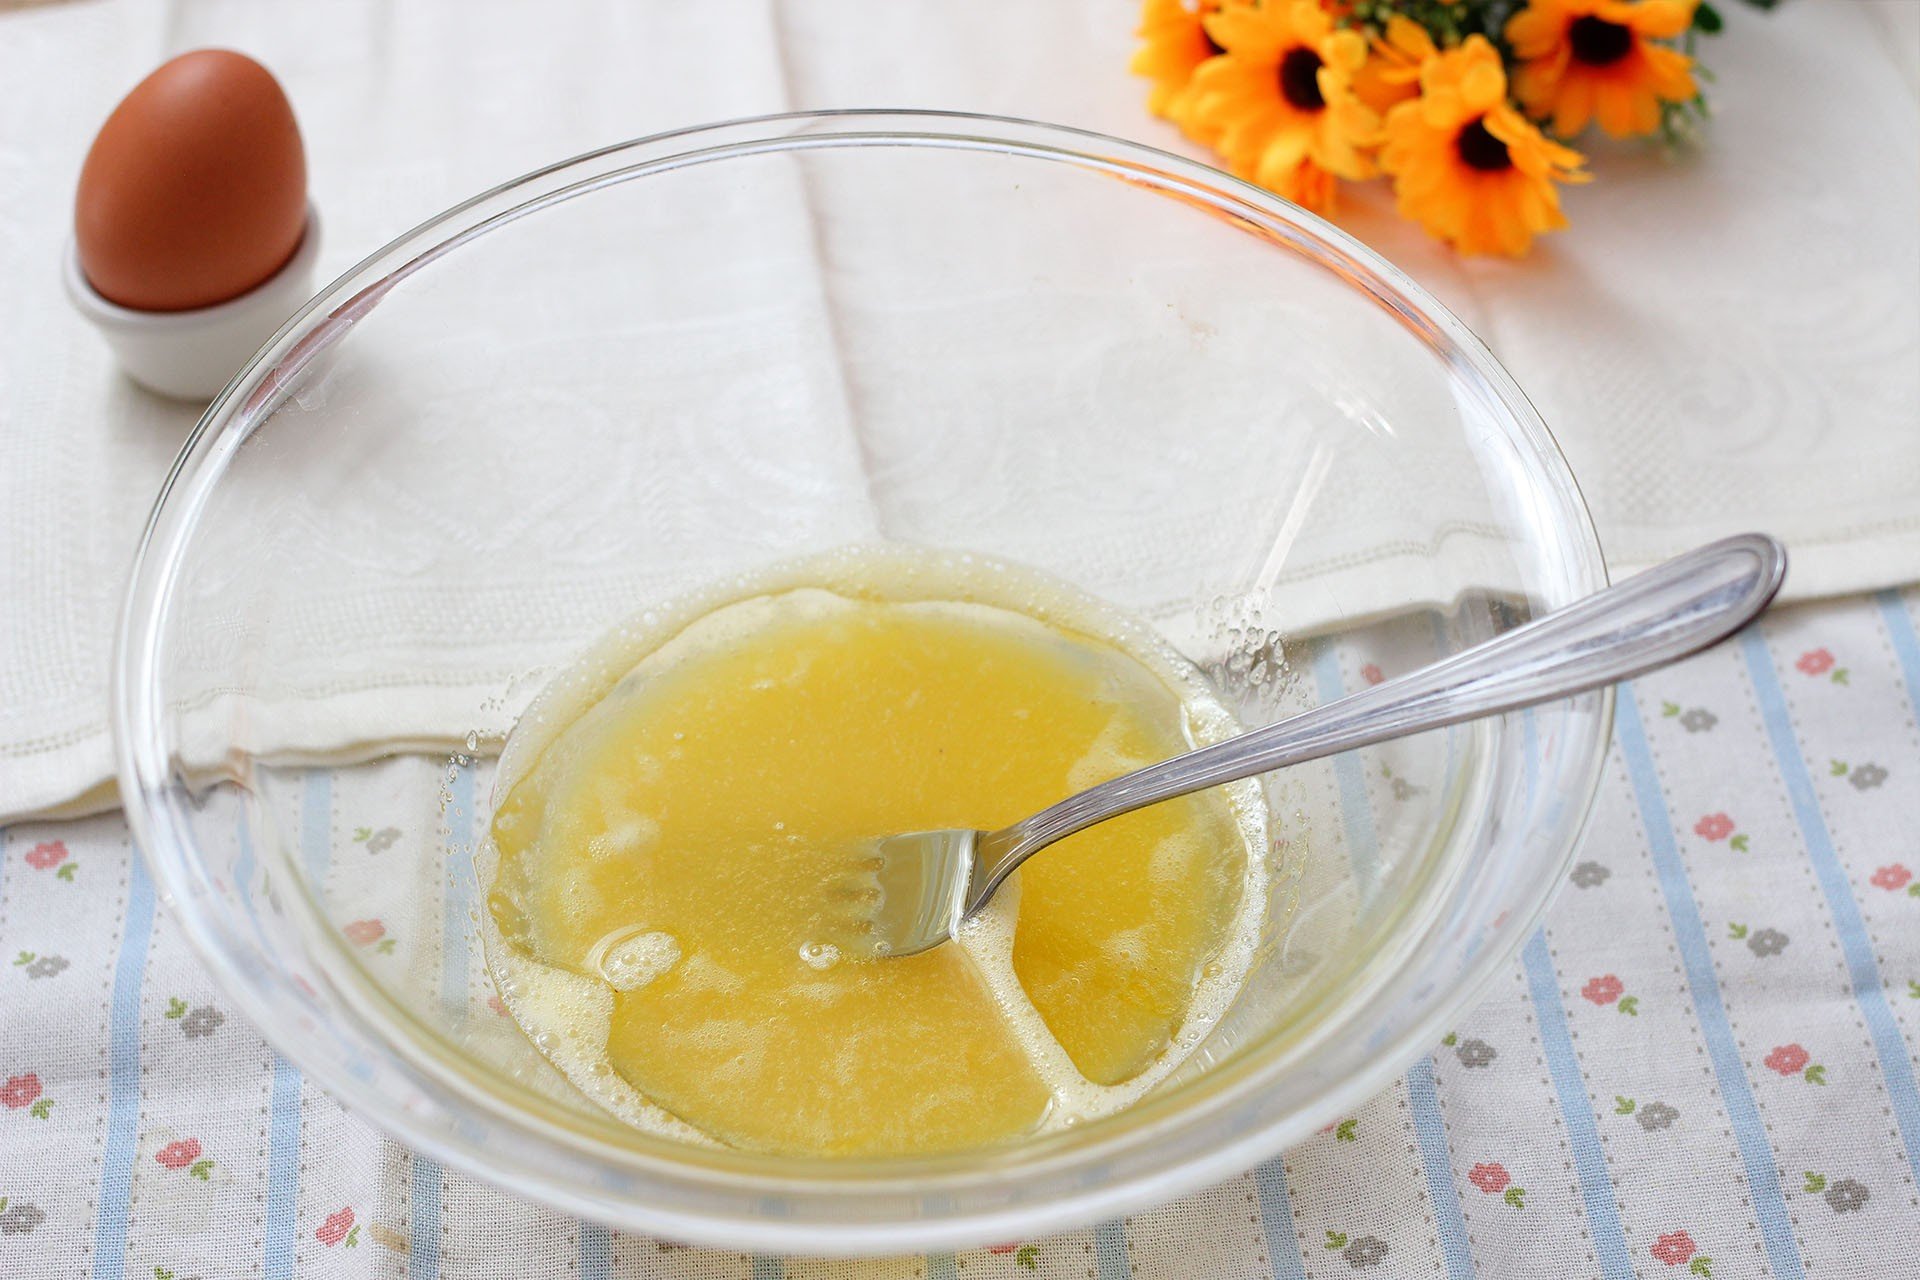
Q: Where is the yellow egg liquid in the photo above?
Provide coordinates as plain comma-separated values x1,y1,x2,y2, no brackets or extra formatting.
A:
482,551,1267,1157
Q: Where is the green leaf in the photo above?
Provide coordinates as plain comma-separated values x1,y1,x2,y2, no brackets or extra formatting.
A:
1803,1171,1826,1193
0,1197,7,1212
1906,979,1920,999
1618,996,1639,1017
1504,1186,1525,1209
346,1225,361,1249
155,1269,174,1280
55,864,75,882
1016,1245,1038,1270
1326,1230,1348,1250
29,1098,52,1119
188,1158,213,1181
1335,1118,1357,1142
1907,883,1919,898
1692,1,1724,32
1691,1257,1713,1279
375,938,396,955
165,997,187,1019
1728,922,1748,939
1805,1064,1827,1085
1729,834,1750,853
353,827,372,842
11,951,31,966
1442,1032,1457,1046
1830,760,1849,776
1662,702,1681,717
1833,669,1850,685
1614,1096,1636,1114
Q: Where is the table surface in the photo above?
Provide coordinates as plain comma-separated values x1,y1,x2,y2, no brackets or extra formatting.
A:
3,586,1918,1278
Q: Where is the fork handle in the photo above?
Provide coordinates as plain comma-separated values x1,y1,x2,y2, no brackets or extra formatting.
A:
964,533,1787,915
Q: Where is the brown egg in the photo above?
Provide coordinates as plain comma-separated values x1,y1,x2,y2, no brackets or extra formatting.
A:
76,49,307,313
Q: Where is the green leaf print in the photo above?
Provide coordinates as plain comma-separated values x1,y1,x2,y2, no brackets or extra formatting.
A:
155,1269,174,1280
164,997,187,1019
1334,1118,1358,1142
1690,1257,1713,1278
55,864,75,882
1803,1172,1826,1193
353,827,372,842
1614,1096,1636,1114
1617,996,1639,1017
1662,702,1680,717
1503,1186,1526,1209
1325,1230,1349,1250
345,1224,361,1249
1906,980,1920,1000
1804,1065,1827,1086
28,1099,51,1120
188,1159,213,1181
11,951,30,966
1015,1245,1038,1270
1830,759,1849,776
1832,669,1849,685
1729,834,1750,853
1441,1032,1457,1046
1727,922,1748,939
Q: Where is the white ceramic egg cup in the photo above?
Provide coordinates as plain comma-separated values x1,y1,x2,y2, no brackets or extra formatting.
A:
64,202,321,402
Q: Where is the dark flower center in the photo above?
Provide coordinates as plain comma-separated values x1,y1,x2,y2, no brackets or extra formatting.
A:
1456,118,1513,172
1202,26,1226,57
1568,15,1633,65
1279,47,1326,110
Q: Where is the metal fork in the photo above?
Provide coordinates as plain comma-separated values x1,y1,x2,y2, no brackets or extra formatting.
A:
844,533,1787,959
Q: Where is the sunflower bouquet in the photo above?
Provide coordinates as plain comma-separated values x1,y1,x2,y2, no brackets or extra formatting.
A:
1132,0,1768,256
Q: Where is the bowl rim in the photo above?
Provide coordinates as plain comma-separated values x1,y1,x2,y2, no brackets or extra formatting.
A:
112,109,1612,1253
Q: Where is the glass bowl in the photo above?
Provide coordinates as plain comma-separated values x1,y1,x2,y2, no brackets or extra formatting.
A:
114,112,1610,1254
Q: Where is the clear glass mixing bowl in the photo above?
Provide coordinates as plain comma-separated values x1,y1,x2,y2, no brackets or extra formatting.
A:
114,112,1610,1254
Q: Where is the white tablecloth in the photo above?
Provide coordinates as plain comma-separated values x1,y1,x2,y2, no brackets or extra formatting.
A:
3,1,1917,823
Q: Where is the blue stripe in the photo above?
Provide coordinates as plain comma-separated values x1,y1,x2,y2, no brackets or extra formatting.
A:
1744,626,1920,1189
1404,1058,1474,1280
1092,1220,1129,1280
91,851,157,1280
413,763,477,1279
408,1151,442,1280
926,1253,958,1280
1252,1159,1307,1280
1519,931,1634,1280
265,771,333,1279
1614,687,1804,1280
577,1222,611,1280
750,1256,784,1280
1311,640,1378,890
264,1059,302,1279
1316,638,1472,1279
1879,590,1920,705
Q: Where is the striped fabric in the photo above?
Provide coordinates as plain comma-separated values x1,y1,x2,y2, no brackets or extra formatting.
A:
1,590,1916,1278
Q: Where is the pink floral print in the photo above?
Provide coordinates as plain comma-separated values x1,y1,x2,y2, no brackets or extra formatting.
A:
1651,1230,1696,1266
23,842,66,870
316,1206,356,1246
1796,649,1834,676
1582,975,1623,1005
0,1075,41,1109
1871,864,1912,892
342,920,385,946
1693,813,1733,842
154,1138,202,1170
1468,1162,1510,1193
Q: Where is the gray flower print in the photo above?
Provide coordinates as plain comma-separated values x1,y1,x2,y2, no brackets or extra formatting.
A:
366,827,401,854
180,1006,225,1039
1455,1038,1497,1068
0,1202,44,1234
1848,764,1887,791
1824,1178,1870,1213
1570,861,1611,889
1747,928,1789,958
1679,708,1717,732
1389,777,1423,801
1343,1236,1389,1268
1635,1101,1679,1131
23,955,68,979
